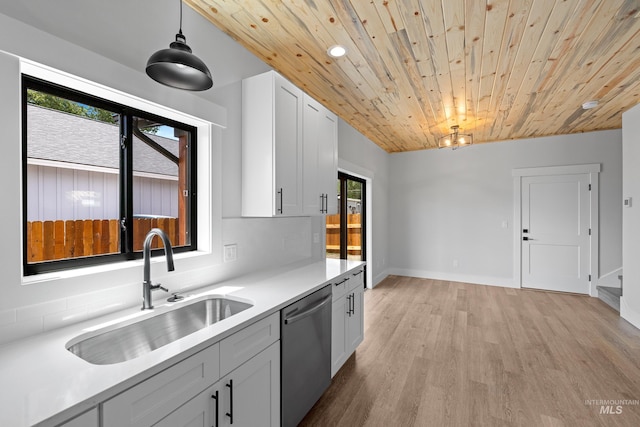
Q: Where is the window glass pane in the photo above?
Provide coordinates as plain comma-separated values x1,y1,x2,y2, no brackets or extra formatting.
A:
346,179,363,261
25,89,120,263
131,117,191,251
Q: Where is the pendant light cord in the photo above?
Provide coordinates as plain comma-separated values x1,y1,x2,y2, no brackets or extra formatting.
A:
178,0,183,36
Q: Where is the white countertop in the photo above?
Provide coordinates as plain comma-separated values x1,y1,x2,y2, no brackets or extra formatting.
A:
0,259,364,427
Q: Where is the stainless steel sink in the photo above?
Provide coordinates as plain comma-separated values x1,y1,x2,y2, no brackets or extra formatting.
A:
67,297,252,365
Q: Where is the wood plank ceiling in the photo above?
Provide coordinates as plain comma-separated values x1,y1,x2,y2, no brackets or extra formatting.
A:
185,0,640,153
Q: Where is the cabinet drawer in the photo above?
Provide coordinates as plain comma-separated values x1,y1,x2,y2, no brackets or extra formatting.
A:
220,312,280,376
331,274,351,301
102,344,219,427
349,268,365,291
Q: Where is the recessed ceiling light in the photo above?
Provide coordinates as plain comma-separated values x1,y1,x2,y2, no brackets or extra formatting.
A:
582,100,599,110
327,45,347,58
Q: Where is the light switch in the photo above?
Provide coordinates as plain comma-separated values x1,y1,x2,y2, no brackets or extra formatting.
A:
624,197,632,208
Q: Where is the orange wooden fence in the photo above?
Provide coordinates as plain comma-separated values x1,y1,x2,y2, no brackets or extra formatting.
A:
26,218,179,263
326,213,361,255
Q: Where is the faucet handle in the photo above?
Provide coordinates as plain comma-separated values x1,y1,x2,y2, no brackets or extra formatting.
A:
152,283,169,293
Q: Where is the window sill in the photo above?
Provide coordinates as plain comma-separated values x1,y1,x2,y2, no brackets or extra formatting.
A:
21,250,213,286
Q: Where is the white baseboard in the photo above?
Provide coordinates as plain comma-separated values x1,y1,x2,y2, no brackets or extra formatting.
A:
372,269,391,288
620,296,640,330
388,268,517,289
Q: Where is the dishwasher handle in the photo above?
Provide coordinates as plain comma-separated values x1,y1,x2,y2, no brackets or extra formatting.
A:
284,294,332,325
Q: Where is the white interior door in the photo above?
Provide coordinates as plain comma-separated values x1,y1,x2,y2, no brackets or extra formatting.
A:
521,173,591,294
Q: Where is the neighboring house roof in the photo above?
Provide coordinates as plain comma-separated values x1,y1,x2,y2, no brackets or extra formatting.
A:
26,104,179,177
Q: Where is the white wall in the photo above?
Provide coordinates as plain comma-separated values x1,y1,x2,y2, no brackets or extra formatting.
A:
389,131,623,288
622,103,640,329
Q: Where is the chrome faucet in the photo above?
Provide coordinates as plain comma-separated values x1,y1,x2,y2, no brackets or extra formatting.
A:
142,228,175,310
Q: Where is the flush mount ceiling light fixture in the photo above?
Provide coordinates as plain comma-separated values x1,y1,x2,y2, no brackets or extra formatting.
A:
327,45,347,58
438,125,473,150
582,100,599,110
146,0,213,91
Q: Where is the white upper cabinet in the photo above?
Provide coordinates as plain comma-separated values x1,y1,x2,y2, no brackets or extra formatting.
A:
243,71,337,217
303,95,338,215
318,105,338,215
242,71,303,216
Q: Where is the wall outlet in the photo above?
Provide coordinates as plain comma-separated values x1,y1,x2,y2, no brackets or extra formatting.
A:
453,259,459,268
313,233,320,243
223,244,237,262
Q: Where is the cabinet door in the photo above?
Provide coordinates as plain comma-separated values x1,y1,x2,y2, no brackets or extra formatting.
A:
220,341,280,427
154,384,221,427
102,344,219,427
347,286,364,351
331,295,348,377
274,74,303,216
302,95,322,215
318,108,338,215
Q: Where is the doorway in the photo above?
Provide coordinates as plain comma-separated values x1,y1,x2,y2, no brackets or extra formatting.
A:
326,172,366,265
514,164,600,295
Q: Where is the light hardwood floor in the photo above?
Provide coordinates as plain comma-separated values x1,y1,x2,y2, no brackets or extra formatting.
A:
300,276,640,426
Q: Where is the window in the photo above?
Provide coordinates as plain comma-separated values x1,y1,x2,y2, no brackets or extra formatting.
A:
22,76,197,275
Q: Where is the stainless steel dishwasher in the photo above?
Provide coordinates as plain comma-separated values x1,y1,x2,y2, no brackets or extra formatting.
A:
281,284,332,427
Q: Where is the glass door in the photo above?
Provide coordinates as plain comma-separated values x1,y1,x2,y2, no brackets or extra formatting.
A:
326,172,365,262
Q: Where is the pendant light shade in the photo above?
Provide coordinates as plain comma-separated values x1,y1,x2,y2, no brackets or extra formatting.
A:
146,1,213,91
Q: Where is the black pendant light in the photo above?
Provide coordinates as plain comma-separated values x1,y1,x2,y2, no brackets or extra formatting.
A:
146,0,213,91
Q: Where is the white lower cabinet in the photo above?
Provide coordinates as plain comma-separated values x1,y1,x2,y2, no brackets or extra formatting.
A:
102,313,280,427
218,341,280,426
155,341,280,427
331,292,348,376
153,389,215,427
102,344,220,427
347,283,364,350
331,268,365,377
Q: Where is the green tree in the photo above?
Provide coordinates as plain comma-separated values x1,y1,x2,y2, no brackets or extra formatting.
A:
347,180,362,200
27,89,116,124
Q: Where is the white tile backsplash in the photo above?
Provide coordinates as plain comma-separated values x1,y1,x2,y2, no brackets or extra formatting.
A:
0,316,42,345
43,306,89,332
16,299,67,322
0,309,16,327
